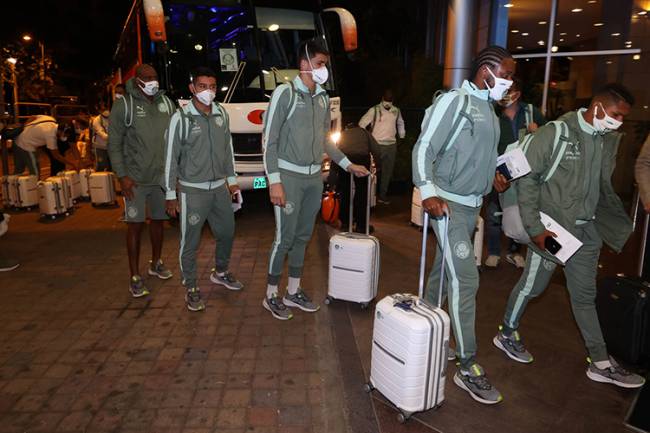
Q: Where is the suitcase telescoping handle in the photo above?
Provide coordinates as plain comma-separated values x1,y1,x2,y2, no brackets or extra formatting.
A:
348,171,373,236
419,211,448,308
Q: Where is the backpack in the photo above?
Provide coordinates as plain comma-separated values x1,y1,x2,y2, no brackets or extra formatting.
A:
517,103,535,141
499,120,570,244
121,93,175,128
428,87,475,160
1,119,57,141
369,104,401,133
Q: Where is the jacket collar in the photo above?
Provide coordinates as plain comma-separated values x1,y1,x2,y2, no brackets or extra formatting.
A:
462,80,489,101
576,108,597,135
292,76,326,97
187,99,221,117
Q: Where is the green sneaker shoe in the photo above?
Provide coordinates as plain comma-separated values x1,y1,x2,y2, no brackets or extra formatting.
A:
148,259,173,280
210,270,243,291
586,357,645,389
453,363,503,405
129,275,150,298
493,326,534,364
185,287,205,312
263,293,293,320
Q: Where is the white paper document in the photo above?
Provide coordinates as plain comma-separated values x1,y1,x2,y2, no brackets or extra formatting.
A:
539,212,583,264
496,147,532,181
231,191,243,212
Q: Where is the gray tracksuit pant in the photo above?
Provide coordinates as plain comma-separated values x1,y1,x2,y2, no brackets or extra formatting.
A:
425,201,480,369
502,221,608,362
378,143,396,199
267,169,323,286
178,184,234,288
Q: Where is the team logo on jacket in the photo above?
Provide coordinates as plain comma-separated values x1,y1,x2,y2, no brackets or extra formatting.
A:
127,206,138,219
215,116,224,127
188,213,201,226
136,106,146,118
283,201,295,215
158,102,170,113
454,241,471,260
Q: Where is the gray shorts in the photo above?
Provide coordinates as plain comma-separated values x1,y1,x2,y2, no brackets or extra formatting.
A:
123,184,169,223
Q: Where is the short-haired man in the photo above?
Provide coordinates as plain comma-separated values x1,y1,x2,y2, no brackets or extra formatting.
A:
164,67,243,312
263,39,369,320
494,84,645,389
14,115,77,176
108,64,176,297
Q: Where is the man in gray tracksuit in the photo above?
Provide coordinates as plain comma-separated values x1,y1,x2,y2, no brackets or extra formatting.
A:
108,65,175,298
164,67,243,312
494,84,645,389
263,39,369,320
413,46,515,405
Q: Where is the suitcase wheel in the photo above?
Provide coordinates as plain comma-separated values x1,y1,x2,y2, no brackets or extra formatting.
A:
362,383,373,393
360,302,369,310
397,412,409,424
324,296,333,305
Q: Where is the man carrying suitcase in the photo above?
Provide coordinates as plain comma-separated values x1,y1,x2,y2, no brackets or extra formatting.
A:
494,84,645,389
108,64,176,297
263,39,369,320
413,45,515,404
164,66,243,312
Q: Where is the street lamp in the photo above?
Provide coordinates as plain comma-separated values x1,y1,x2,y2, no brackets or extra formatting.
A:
22,35,32,42
6,58,16,65
21,34,45,80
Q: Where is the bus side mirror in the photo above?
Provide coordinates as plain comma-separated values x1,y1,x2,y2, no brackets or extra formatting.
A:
323,8,358,53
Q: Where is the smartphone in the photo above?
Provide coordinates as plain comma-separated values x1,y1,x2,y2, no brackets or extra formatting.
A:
496,162,513,181
544,236,562,255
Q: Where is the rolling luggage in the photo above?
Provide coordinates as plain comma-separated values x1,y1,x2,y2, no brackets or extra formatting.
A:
79,168,94,199
58,170,81,201
2,175,19,207
89,172,117,205
411,187,423,227
15,175,38,209
597,208,650,366
46,176,74,210
366,211,451,423
326,174,380,308
38,178,70,219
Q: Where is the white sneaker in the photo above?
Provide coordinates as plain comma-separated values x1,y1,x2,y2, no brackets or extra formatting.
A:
485,255,500,268
506,254,526,269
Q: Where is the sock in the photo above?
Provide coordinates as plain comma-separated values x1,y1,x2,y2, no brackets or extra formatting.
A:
593,359,612,370
266,284,278,298
287,277,300,295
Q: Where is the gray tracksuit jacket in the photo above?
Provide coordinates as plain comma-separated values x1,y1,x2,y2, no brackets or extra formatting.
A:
108,78,175,185
263,76,351,184
412,80,500,207
163,100,237,200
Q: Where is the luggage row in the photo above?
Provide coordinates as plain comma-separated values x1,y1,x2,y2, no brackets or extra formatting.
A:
1,170,118,219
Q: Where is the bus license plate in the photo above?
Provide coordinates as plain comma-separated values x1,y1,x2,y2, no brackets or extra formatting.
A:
253,177,267,189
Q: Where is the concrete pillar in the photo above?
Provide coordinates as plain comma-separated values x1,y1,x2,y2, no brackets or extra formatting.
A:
443,0,476,88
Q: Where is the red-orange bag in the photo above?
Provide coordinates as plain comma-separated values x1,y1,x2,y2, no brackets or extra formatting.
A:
321,191,340,224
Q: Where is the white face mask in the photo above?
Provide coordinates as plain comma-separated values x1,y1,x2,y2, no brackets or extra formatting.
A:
484,67,513,101
195,89,216,106
114,93,124,100
138,78,159,96
303,45,329,85
382,101,393,110
592,103,622,133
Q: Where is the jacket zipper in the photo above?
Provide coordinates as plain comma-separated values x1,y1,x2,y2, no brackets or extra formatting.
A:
312,95,318,164
207,115,217,182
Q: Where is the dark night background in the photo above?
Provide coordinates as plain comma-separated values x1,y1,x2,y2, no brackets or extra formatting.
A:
1,0,441,109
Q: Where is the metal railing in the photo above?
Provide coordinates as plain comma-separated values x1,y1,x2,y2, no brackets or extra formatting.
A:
15,102,52,122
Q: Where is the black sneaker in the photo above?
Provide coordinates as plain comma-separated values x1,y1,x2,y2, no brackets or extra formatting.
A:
185,288,205,312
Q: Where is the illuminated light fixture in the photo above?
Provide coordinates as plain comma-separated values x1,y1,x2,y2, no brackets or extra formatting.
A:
606,60,613,64
22,35,32,41
576,34,581,37
511,29,519,33
262,70,270,75
330,131,341,144
194,44,203,51
284,76,289,80
221,86,228,91
6,58,17,65
567,56,574,60
644,105,649,109
538,21,547,24
588,0,597,3
268,24,279,31
572,8,583,12
611,32,621,36
504,3,514,7
638,11,647,15
516,45,523,49
551,45,558,52
633,54,641,60
169,49,178,54
626,40,633,44
538,40,545,45
525,58,530,62
594,22,604,26
560,32,567,36
559,38,564,41
522,32,529,36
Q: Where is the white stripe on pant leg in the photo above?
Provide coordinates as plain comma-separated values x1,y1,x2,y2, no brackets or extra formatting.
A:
437,218,466,359
179,192,187,278
507,253,542,328
268,205,282,275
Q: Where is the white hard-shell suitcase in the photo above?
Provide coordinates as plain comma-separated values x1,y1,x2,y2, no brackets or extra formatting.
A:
58,170,81,200
79,168,94,199
15,175,39,209
326,174,379,308
46,176,74,210
474,216,484,268
411,187,423,227
38,178,70,219
2,175,19,207
366,212,451,423
89,172,116,205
